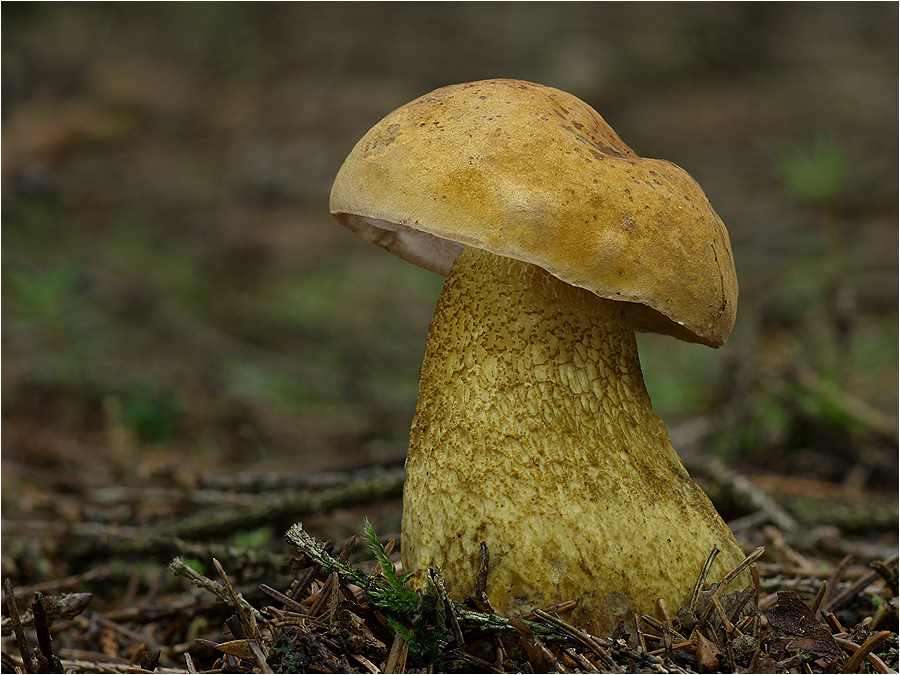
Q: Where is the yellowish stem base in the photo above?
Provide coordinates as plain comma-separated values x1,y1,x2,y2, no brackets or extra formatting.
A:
402,246,748,635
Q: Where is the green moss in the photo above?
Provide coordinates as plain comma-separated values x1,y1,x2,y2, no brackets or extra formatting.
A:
233,526,276,549
116,384,182,443
776,132,846,204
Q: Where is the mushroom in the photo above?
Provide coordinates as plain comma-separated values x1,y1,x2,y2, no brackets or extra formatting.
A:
330,79,748,635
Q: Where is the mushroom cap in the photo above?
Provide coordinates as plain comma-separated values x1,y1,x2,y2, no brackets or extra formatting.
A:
330,78,738,346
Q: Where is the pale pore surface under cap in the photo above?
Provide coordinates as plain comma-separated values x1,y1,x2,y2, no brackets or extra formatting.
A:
402,246,749,634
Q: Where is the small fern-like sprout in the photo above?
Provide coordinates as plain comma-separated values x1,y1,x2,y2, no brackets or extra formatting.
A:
363,518,419,615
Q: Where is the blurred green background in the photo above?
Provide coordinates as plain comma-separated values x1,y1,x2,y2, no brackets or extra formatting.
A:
3,3,897,506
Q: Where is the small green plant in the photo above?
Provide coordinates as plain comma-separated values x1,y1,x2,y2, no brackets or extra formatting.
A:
117,385,182,443
8,264,80,323
362,519,449,663
363,518,418,615
6,262,94,384
233,526,275,549
776,132,846,204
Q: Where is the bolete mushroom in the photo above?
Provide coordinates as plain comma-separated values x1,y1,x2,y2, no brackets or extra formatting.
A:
329,79,749,635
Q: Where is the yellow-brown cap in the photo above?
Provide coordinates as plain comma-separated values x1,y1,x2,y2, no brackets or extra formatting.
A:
330,79,738,346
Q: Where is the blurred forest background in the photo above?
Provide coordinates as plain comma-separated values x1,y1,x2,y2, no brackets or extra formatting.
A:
1,3,898,665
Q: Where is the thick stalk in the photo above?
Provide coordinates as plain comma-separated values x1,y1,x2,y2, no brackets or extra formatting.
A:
402,246,748,635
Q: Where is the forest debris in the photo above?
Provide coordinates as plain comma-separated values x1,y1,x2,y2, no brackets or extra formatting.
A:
4,477,897,674
840,630,892,673
764,525,817,572
157,472,405,540
562,645,602,673
835,634,894,673
686,456,898,535
694,631,721,672
31,591,64,674
470,541,493,614
766,590,842,661
259,583,309,614
790,363,899,446
690,547,720,613
872,560,900,596
383,631,408,673
193,466,406,494
1,590,93,636
3,654,195,674
4,521,898,673
811,579,829,613
214,638,256,660
509,616,550,672
825,555,899,613
140,649,161,671
13,468,405,563
703,456,799,531
4,579,34,673
212,558,257,641
168,557,265,627
6,569,109,601
823,554,855,609
532,608,617,670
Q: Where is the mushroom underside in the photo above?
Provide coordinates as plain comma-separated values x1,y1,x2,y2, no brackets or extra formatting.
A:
401,245,749,635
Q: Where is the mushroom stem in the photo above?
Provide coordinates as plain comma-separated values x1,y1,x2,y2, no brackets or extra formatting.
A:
401,245,748,635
